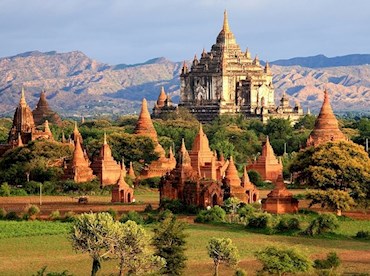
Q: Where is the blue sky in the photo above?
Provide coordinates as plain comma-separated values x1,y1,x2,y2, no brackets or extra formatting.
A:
1,0,369,64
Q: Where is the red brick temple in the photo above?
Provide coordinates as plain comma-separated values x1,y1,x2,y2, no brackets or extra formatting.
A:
112,163,134,203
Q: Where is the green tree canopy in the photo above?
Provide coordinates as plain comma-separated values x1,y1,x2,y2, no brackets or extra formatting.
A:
207,237,239,276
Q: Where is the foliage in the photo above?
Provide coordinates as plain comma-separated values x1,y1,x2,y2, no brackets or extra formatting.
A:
120,211,145,225
303,214,339,236
306,189,356,215
294,114,316,130
139,177,161,188
33,266,73,276
160,198,199,214
62,211,76,223
5,211,20,221
247,170,264,187
223,197,243,215
237,204,258,218
153,213,188,275
195,206,226,223
207,237,239,276
26,204,41,217
106,208,117,220
275,215,301,232
234,269,247,276
112,220,165,276
70,212,118,276
313,252,341,270
290,141,370,203
0,208,6,219
0,182,11,196
246,213,275,230
355,230,370,240
49,210,61,221
255,246,312,275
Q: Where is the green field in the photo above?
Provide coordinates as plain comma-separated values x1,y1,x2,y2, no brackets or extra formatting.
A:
0,219,369,276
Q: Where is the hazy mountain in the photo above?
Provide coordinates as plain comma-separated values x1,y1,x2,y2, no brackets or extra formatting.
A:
271,54,370,68
0,51,369,117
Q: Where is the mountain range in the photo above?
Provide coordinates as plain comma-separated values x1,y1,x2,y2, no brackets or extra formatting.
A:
0,51,369,117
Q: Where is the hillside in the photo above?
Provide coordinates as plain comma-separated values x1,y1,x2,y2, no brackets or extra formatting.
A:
0,51,369,117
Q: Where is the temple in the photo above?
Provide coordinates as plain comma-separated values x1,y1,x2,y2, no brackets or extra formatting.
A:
179,11,303,123
159,126,259,208
306,90,347,147
246,136,282,182
91,133,121,186
223,156,256,202
63,136,95,183
32,90,62,126
262,174,298,214
0,88,56,156
112,163,134,203
135,98,176,178
152,87,177,118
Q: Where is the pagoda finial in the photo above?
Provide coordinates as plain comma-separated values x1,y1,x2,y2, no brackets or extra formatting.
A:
74,121,78,133
199,123,204,135
264,61,271,73
17,132,23,147
20,86,27,106
44,120,51,133
181,138,186,152
223,10,230,32
103,132,107,145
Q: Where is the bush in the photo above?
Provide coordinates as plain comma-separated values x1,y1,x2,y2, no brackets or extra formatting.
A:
275,215,301,232
314,252,341,270
49,210,61,221
33,266,73,276
11,188,28,196
120,211,145,225
355,230,370,240
246,213,275,229
140,177,161,188
62,211,76,222
234,269,247,276
106,208,117,220
0,182,11,196
194,206,226,223
24,181,42,194
237,204,257,218
255,246,312,275
157,209,174,222
144,204,153,212
26,205,40,217
247,170,264,187
5,211,20,220
303,213,339,236
160,198,199,214
0,208,6,219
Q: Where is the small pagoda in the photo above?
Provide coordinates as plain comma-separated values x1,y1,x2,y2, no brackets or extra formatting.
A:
306,90,347,147
246,136,282,182
112,163,134,203
32,90,62,126
262,174,298,214
152,87,177,118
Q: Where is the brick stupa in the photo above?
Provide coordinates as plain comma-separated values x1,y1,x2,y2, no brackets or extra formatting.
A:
135,98,176,178
241,166,259,203
223,156,249,202
262,174,298,214
152,87,177,118
91,133,121,186
247,136,282,181
32,90,62,126
112,163,134,203
63,136,95,183
306,90,347,147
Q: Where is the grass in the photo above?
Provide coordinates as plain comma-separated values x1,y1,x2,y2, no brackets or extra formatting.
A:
0,219,369,276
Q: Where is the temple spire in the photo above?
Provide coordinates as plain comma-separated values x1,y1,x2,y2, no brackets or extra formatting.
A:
103,132,107,145
223,10,230,32
19,87,27,106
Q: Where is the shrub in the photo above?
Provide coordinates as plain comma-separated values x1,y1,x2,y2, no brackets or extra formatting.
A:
62,211,76,222
303,213,339,236
144,203,153,212
24,181,42,194
355,230,370,240
194,206,226,223
275,215,301,232
26,204,40,217
157,209,174,222
0,208,7,219
237,204,257,218
106,208,117,220
314,252,341,270
246,213,275,229
11,188,28,196
298,209,318,215
120,211,145,225
234,269,247,276
140,177,161,188
159,198,199,214
33,265,73,276
0,182,11,196
5,211,20,220
247,170,264,187
255,246,312,275
49,210,61,221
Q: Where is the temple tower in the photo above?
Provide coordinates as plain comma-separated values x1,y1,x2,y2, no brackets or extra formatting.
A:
223,156,249,202
306,90,347,147
112,163,134,203
91,133,121,186
32,90,62,126
246,136,282,181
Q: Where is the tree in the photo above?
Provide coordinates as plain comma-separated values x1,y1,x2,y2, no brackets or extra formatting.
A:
113,220,165,276
306,189,356,216
207,238,239,276
255,246,312,275
294,114,316,130
290,141,370,205
70,212,118,276
303,213,339,236
152,214,188,275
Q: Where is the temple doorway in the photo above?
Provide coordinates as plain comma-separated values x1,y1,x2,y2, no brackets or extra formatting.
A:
120,190,124,202
127,193,131,203
212,194,218,206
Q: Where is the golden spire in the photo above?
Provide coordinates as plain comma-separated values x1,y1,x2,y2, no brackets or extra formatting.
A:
44,120,51,134
103,131,107,145
223,10,230,32
19,86,27,106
